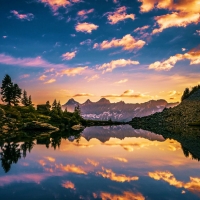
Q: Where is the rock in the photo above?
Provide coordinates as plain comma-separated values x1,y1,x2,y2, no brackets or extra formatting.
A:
71,124,84,130
23,121,59,131
0,108,5,117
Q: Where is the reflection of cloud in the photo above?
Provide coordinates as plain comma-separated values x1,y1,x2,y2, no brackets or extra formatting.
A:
75,22,98,33
99,191,145,200
58,164,87,175
93,34,145,51
38,160,46,166
106,6,135,24
97,167,138,182
85,158,99,166
44,156,55,162
113,157,128,163
73,143,94,148
97,59,139,73
149,171,200,196
62,181,75,190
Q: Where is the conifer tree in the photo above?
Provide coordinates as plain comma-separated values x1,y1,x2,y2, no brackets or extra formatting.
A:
52,99,57,110
21,90,29,106
28,95,32,106
74,105,81,116
11,84,22,106
45,101,51,110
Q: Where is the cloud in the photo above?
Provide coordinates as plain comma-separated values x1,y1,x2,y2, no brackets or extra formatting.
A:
182,48,186,51
0,54,71,69
106,6,135,24
38,160,46,166
39,75,47,80
75,22,98,33
134,25,150,32
20,74,30,79
61,66,88,76
80,39,92,45
3,36,7,39
97,167,138,182
102,89,152,99
115,79,128,84
84,158,99,166
44,156,55,162
97,59,139,73
73,93,94,97
113,157,128,163
62,181,75,190
196,30,200,35
152,12,200,34
61,51,77,60
93,34,146,51
86,74,99,82
10,10,34,21
149,48,200,71
58,164,87,175
44,78,56,84
77,9,94,20
99,191,145,200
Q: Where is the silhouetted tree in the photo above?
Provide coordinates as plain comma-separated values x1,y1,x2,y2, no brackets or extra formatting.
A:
45,101,51,110
21,90,29,106
52,99,57,110
28,95,32,106
74,105,81,116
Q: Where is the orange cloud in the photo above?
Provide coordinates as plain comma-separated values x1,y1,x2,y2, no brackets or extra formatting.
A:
10,10,34,21
107,6,135,24
97,59,139,73
62,181,75,190
85,158,99,166
97,167,138,182
93,34,145,51
99,191,145,200
61,51,77,60
40,0,71,11
86,74,99,82
58,164,87,175
44,156,55,162
134,25,150,32
77,9,94,16
39,75,47,80
149,49,200,71
153,12,200,34
61,66,88,76
75,22,98,33
113,157,128,163
115,79,128,84
44,78,56,84
73,93,94,97
38,160,46,166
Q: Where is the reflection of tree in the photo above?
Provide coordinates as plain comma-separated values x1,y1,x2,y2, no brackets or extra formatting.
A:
181,144,190,158
21,140,35,158
51,136,61,150
0,142,21,173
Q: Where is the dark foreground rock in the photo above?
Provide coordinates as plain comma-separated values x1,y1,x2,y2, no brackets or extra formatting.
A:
23,121,59,131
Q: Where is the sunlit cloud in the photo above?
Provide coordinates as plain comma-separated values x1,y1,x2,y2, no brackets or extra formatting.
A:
86,74,99,82
44,78,56,84
113,157,128,163
77,9,94,20
97,59,139,73
102,89,152,99
61,66,88,76
149,48,200,71
115,79,128,84
75,22,98,33
97,167,139,182
134,25,150,33
39,75,47,80
62,181,75,190
20,74,30,79
85,158,99,166
10,10,34,21
93,34,146,51
73,93,94,97
182,48,186,51
106,6,135,24
58,164,87,175
61,51,77,60
99,191,145,200
44,156,55,162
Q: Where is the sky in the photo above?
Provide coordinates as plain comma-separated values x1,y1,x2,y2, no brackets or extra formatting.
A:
0,0,200,105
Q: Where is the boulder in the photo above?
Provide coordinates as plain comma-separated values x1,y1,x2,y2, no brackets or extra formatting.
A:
23,121,59,131
71,124,84,130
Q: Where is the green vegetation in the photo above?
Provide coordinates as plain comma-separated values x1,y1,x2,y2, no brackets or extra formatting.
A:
181,84,200,101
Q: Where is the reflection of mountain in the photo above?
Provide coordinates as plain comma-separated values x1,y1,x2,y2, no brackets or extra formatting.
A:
62,98,178,122
81,125,165,143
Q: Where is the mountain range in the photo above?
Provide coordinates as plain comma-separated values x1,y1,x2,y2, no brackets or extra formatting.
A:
62,98,179,122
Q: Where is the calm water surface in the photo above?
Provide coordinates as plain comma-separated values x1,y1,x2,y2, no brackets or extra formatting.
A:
0,125,200,200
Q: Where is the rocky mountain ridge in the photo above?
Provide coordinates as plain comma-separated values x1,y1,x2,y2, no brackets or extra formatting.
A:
62,98,179,122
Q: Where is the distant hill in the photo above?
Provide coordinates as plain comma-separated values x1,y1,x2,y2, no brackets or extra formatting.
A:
62,98,179,122
130,88,200,126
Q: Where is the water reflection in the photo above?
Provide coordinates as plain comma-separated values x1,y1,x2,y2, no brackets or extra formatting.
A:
0,125,200,200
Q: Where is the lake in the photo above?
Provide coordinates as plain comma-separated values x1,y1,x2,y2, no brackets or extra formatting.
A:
0,125,200,200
